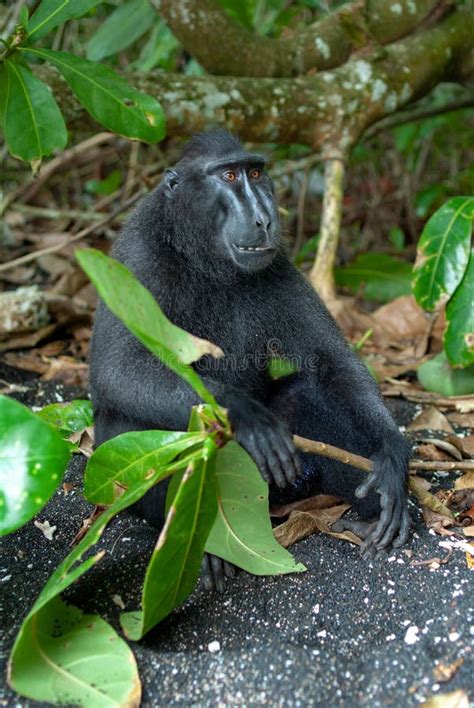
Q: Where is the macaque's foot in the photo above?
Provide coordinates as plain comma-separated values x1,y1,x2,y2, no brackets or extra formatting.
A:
201,553,237,593
332,517,388,561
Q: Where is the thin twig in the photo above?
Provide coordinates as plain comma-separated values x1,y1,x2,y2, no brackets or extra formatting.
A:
0,189,146,273
293,433,469,518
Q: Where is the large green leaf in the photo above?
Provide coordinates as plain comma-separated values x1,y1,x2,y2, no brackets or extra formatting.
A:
75,248,222,406
120,439,218,640
22,48,165,144
8,597,141,708
0,396,70,536
205,442,306,575
4,60,67,164
412,196,474,311
38,399,93,439
417,352,474,396
8,462,174,705
335,253,412,303
84,429,207,504
27,0,103,43
86,0,155,61
445,249,474,368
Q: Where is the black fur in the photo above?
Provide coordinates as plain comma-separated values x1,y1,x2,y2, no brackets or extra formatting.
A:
90,131,411,567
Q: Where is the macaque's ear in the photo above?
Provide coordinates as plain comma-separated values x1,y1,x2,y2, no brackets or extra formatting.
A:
164,169,179,198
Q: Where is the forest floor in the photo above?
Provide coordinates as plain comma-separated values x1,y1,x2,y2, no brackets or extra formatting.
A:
1,370,472,707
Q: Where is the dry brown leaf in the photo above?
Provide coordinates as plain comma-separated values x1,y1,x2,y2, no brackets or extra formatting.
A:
0,323,58,352
41,356,89,386
372,295,429,341
418,438,463,461
466,551,474,569
422,508,456,536
447,412,474,429
415,442,455,462
3,351,49,374
463,525,474,537
433,658,464,683
270,494,342,518
458,434,474,457
273,504,355,548
408,406,454,433
454,471,474,490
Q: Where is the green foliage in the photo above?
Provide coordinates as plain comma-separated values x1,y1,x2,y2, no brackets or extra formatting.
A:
86,0,155,61
27,0,103,43
445,249,474,368
3,59,67,165
38,399,93,438
412,197,474,371
417,352,474,396
0,0,166,166
8,597,140,707
84,429,207,505
335,253,412,303
85,169,122,195
205,442,306,575
76,248,222,406
23,48,165,144
412,196,473,312
121,439,218,640
268,357,298,380
0,396,70,536
388,227,405,251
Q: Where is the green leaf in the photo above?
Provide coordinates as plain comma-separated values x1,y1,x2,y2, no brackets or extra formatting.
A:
120,439,218,640
27,0,103,43
388,227,405,251
38,399,93,438
412,196,474,311
22,48,165,144
0,64,7,133
84,430,207,505
205,442,306,575
445,250,474,368
415,183,446,219
86,0,155,61
85,169,122,195
4,60,67,164
133,20,181,72
75,248,222,406
8,597,141,707
8,464,173,705
0,395,70,536
335,253,412,303
268,357,298,380
417,352,474,396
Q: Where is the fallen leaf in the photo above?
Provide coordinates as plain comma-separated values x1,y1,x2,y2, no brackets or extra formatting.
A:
418,438,463,461
447,412,474,428
408,406,454,433
422,689,469,708
422,508,456,536
463,525,474,537
372,295,430,341
433,658,464,683
273,504,355,547
454,471,474,490
270,494,342,518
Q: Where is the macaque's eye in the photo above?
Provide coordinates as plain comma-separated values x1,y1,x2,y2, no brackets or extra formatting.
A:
223,170,237,182
249,168,261,180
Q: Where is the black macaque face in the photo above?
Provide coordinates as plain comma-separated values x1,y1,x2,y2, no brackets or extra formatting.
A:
164,148,281,273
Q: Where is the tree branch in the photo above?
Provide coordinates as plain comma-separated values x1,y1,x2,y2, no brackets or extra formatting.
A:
158,0,443,77
35,9,473,153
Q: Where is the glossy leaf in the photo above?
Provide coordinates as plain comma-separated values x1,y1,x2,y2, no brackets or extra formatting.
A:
86,0,155,61
412,197,474,311
27,0,102,43
75,248,222,406
4,60,67,164
23,48,165,144
335,253,412,303
0,396,70,535
445,250,474,368
121,439,217,640
205,442,306,575
9,597,141,707
8,465,173,705
417,352,474,396
38,399,93,438
84,429,207,504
